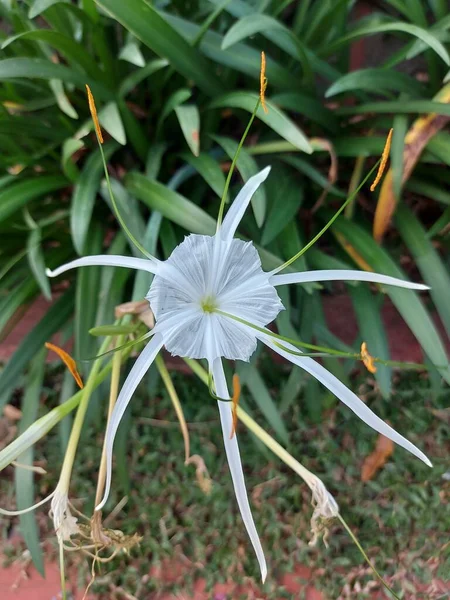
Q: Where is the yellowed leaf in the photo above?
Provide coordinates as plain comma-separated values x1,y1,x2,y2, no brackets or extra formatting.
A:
373,83,450,242
361,434,394,481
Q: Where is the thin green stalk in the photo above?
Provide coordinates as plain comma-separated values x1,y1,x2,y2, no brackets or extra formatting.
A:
97,140,156,261
156,355,190,462
272,159,382,274
338,515,400,599
191,0,231,48
345,155,366,219
216,309,426,369
58,335,111,490
216,98,262,232
0,340,136,472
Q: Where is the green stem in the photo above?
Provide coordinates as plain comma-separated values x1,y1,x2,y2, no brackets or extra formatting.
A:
156,355,190,462
0,340,136,472
216,98,262,232
338,515,400,599
272,158,382,273
345,155,366,219
58,336,111,491
98,139,156,261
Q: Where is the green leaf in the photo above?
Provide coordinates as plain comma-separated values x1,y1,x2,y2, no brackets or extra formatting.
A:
1,30,104,81
27,228,52,300
221,13,285,49
0,58,111,100
213,135,266,226
331,217,450,384
326,22,450,65
395,204,450,336
175,104,200,156
326,68,424,97
0,276,38,345
125,172,216,235
337,100,450,118
99,102,126,145
119,41,145,67
406,177,450,206
209,92,312,154
0,292,74,409
15,348,46,576
158,89,192,128
261,167,303,245
29,0,68,18
70,142,118,255
95,0,223,95
119,58,168,98
282,155,346,198
164,12,295,90
237,362,289,445
49,79,78,120
89,324,137,336
181,153,226,199
61,138,84,182
75,224,103,366
271,92,339,133
0,176,68,224
349,285,391,399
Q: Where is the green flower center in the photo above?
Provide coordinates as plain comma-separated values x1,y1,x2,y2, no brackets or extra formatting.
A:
201,295,217,313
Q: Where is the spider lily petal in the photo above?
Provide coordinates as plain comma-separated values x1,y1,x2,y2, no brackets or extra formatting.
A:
96,333,164,511
256,330,431,467
212,358,267,582
46,255,159,279
220,167,271,241
270,270,429,290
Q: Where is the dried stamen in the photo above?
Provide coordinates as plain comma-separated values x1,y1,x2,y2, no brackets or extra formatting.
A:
260,51,268,114
85,84,104,144
361,342,377,374
370,128,393,191
45,342,84,388
230,374,241,439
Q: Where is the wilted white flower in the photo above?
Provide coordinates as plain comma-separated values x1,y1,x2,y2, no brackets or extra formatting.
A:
47,167,431,581
50,485,80,541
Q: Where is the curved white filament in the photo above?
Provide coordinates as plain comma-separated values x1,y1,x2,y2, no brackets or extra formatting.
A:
270,270,429,290
46,255,159,278
96,334,164,511
212,358,267,582
253,329,431,468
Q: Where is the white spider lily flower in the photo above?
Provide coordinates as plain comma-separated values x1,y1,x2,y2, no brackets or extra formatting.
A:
47,166,431,581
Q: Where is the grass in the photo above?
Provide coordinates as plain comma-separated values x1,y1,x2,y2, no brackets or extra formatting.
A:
1,358,449,599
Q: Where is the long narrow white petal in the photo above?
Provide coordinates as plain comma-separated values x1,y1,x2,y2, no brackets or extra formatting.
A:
256,331,431,467
270,270,429,290
212,358,267,582
46,255,159,278
96,334,164,511
220,167,271,241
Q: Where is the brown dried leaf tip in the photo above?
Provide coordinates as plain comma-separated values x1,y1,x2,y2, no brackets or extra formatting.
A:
260,51,268,114
85,84,104,144
370,128,393,191
360,342,377,374
45,342,84,388
361,434,394,481
230,373,241,439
